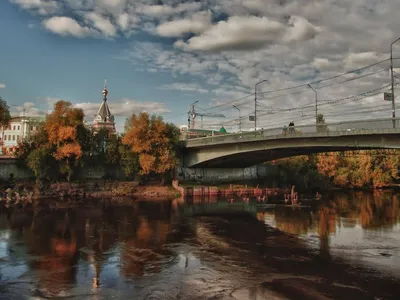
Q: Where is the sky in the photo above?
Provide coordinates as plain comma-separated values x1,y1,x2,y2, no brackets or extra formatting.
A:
1,0,400,132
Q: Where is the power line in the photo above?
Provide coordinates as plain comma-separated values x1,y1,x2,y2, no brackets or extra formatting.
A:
256,58,393,96
199,58,397,113
207,84,393,127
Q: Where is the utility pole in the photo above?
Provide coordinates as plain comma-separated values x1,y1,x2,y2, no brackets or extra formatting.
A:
307,84,318,124
255,80,268,131
188,100,199,130
232,105,241,132
390,38,400,128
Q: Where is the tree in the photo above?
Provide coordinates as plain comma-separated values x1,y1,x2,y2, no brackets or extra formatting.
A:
0,97,11,127
122,112,180,182
44,100,84,181
316,113,327,132
119,144,139,179
27,146,53,180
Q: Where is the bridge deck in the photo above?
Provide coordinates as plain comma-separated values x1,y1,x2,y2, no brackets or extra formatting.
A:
185,118,400,148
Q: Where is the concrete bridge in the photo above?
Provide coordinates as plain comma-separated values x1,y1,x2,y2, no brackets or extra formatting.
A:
183,118,400,168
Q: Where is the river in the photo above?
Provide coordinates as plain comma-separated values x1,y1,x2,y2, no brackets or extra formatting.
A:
0,190,399,299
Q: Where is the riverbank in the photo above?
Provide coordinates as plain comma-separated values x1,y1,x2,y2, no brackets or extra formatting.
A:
1,180,180,202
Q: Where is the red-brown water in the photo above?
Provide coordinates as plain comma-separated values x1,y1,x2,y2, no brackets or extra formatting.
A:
0,191,399,299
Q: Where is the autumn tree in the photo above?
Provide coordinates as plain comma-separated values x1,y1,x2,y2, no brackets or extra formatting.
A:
122,112,181,183
44,100,85,181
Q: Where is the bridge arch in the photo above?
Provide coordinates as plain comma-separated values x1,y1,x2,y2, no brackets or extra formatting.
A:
185,133,400,168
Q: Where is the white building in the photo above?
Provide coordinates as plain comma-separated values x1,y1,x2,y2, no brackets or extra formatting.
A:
0,116,44,155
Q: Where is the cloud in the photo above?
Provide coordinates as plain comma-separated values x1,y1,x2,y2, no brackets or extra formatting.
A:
344,52,385,69
11,0,400,131
43,16,92,37
159,83,208,94
11,0,58,15
0,83,5,89
156,11,212,37
11,102,47,116
137,2,202,17
174,15,319,52
75,98,170,119
85,12,117,37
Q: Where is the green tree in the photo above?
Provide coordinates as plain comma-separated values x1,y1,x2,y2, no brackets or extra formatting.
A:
316,113,327,132
0,97,11,127
27,146,54,180
119,144,139,179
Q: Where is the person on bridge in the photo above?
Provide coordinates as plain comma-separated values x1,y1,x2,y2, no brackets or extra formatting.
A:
289,121,295,133
282,125,288,135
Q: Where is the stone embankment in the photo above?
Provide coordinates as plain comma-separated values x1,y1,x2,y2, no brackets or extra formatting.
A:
172,180,291,198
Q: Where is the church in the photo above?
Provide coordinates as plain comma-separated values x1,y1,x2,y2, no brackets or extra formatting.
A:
92,81,116,135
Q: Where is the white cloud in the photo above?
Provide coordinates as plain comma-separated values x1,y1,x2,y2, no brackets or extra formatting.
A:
43,16,92,37
175,15,319,52
117,12,139,33
26,96,170,131
0,83,5,89
175,16,287,52
85,12,117,37
159,83,208,94
156,11,212,37
75,98,170,119
10,0,400,130
344,52,385,69
11,0,58,15
138,2,202,17
11,102,46,116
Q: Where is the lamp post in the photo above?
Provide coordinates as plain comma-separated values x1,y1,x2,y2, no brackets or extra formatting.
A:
255,80,268,131
232,105,241,132
307,84,318,124
390,38,400,128
188,100,199,129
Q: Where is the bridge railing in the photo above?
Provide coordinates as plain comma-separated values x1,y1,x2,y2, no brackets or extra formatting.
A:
185,117,400,147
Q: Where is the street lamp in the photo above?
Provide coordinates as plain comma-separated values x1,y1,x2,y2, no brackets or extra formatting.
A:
232,105,241,132
390,37,400,128
307,84,318,124
188,100,199,129
255,80,268,131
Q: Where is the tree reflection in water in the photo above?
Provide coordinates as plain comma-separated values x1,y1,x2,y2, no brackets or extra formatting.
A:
258,190,400,259
1,193,399,299
1,201,180,298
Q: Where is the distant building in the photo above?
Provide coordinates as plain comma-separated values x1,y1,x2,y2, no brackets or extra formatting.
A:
92,80,116,135
0,115,45,155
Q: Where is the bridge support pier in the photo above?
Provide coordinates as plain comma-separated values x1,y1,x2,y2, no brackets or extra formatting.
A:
176,165,272,183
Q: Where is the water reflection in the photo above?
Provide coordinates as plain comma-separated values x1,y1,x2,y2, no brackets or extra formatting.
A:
259,191,400,234
259,190,400,272
0,192,399,299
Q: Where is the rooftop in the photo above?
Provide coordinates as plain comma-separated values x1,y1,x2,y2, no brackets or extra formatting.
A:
9,116,45,122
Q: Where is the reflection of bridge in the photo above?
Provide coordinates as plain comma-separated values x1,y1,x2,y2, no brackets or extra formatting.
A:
183,118,400,168
180,199,257,217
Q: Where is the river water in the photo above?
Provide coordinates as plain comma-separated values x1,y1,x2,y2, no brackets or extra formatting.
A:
1,191,400,299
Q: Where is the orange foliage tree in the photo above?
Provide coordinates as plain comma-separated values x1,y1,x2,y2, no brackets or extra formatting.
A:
44,100,85,181
122,112,181,182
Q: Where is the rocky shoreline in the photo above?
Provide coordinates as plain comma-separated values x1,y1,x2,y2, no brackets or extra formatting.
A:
0,180,180,209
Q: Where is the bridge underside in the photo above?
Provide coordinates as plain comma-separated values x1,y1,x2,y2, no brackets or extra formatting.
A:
185,134,400,168
189,146,374,168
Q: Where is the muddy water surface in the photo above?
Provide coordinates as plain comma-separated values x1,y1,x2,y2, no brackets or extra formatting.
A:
0,191,400,299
